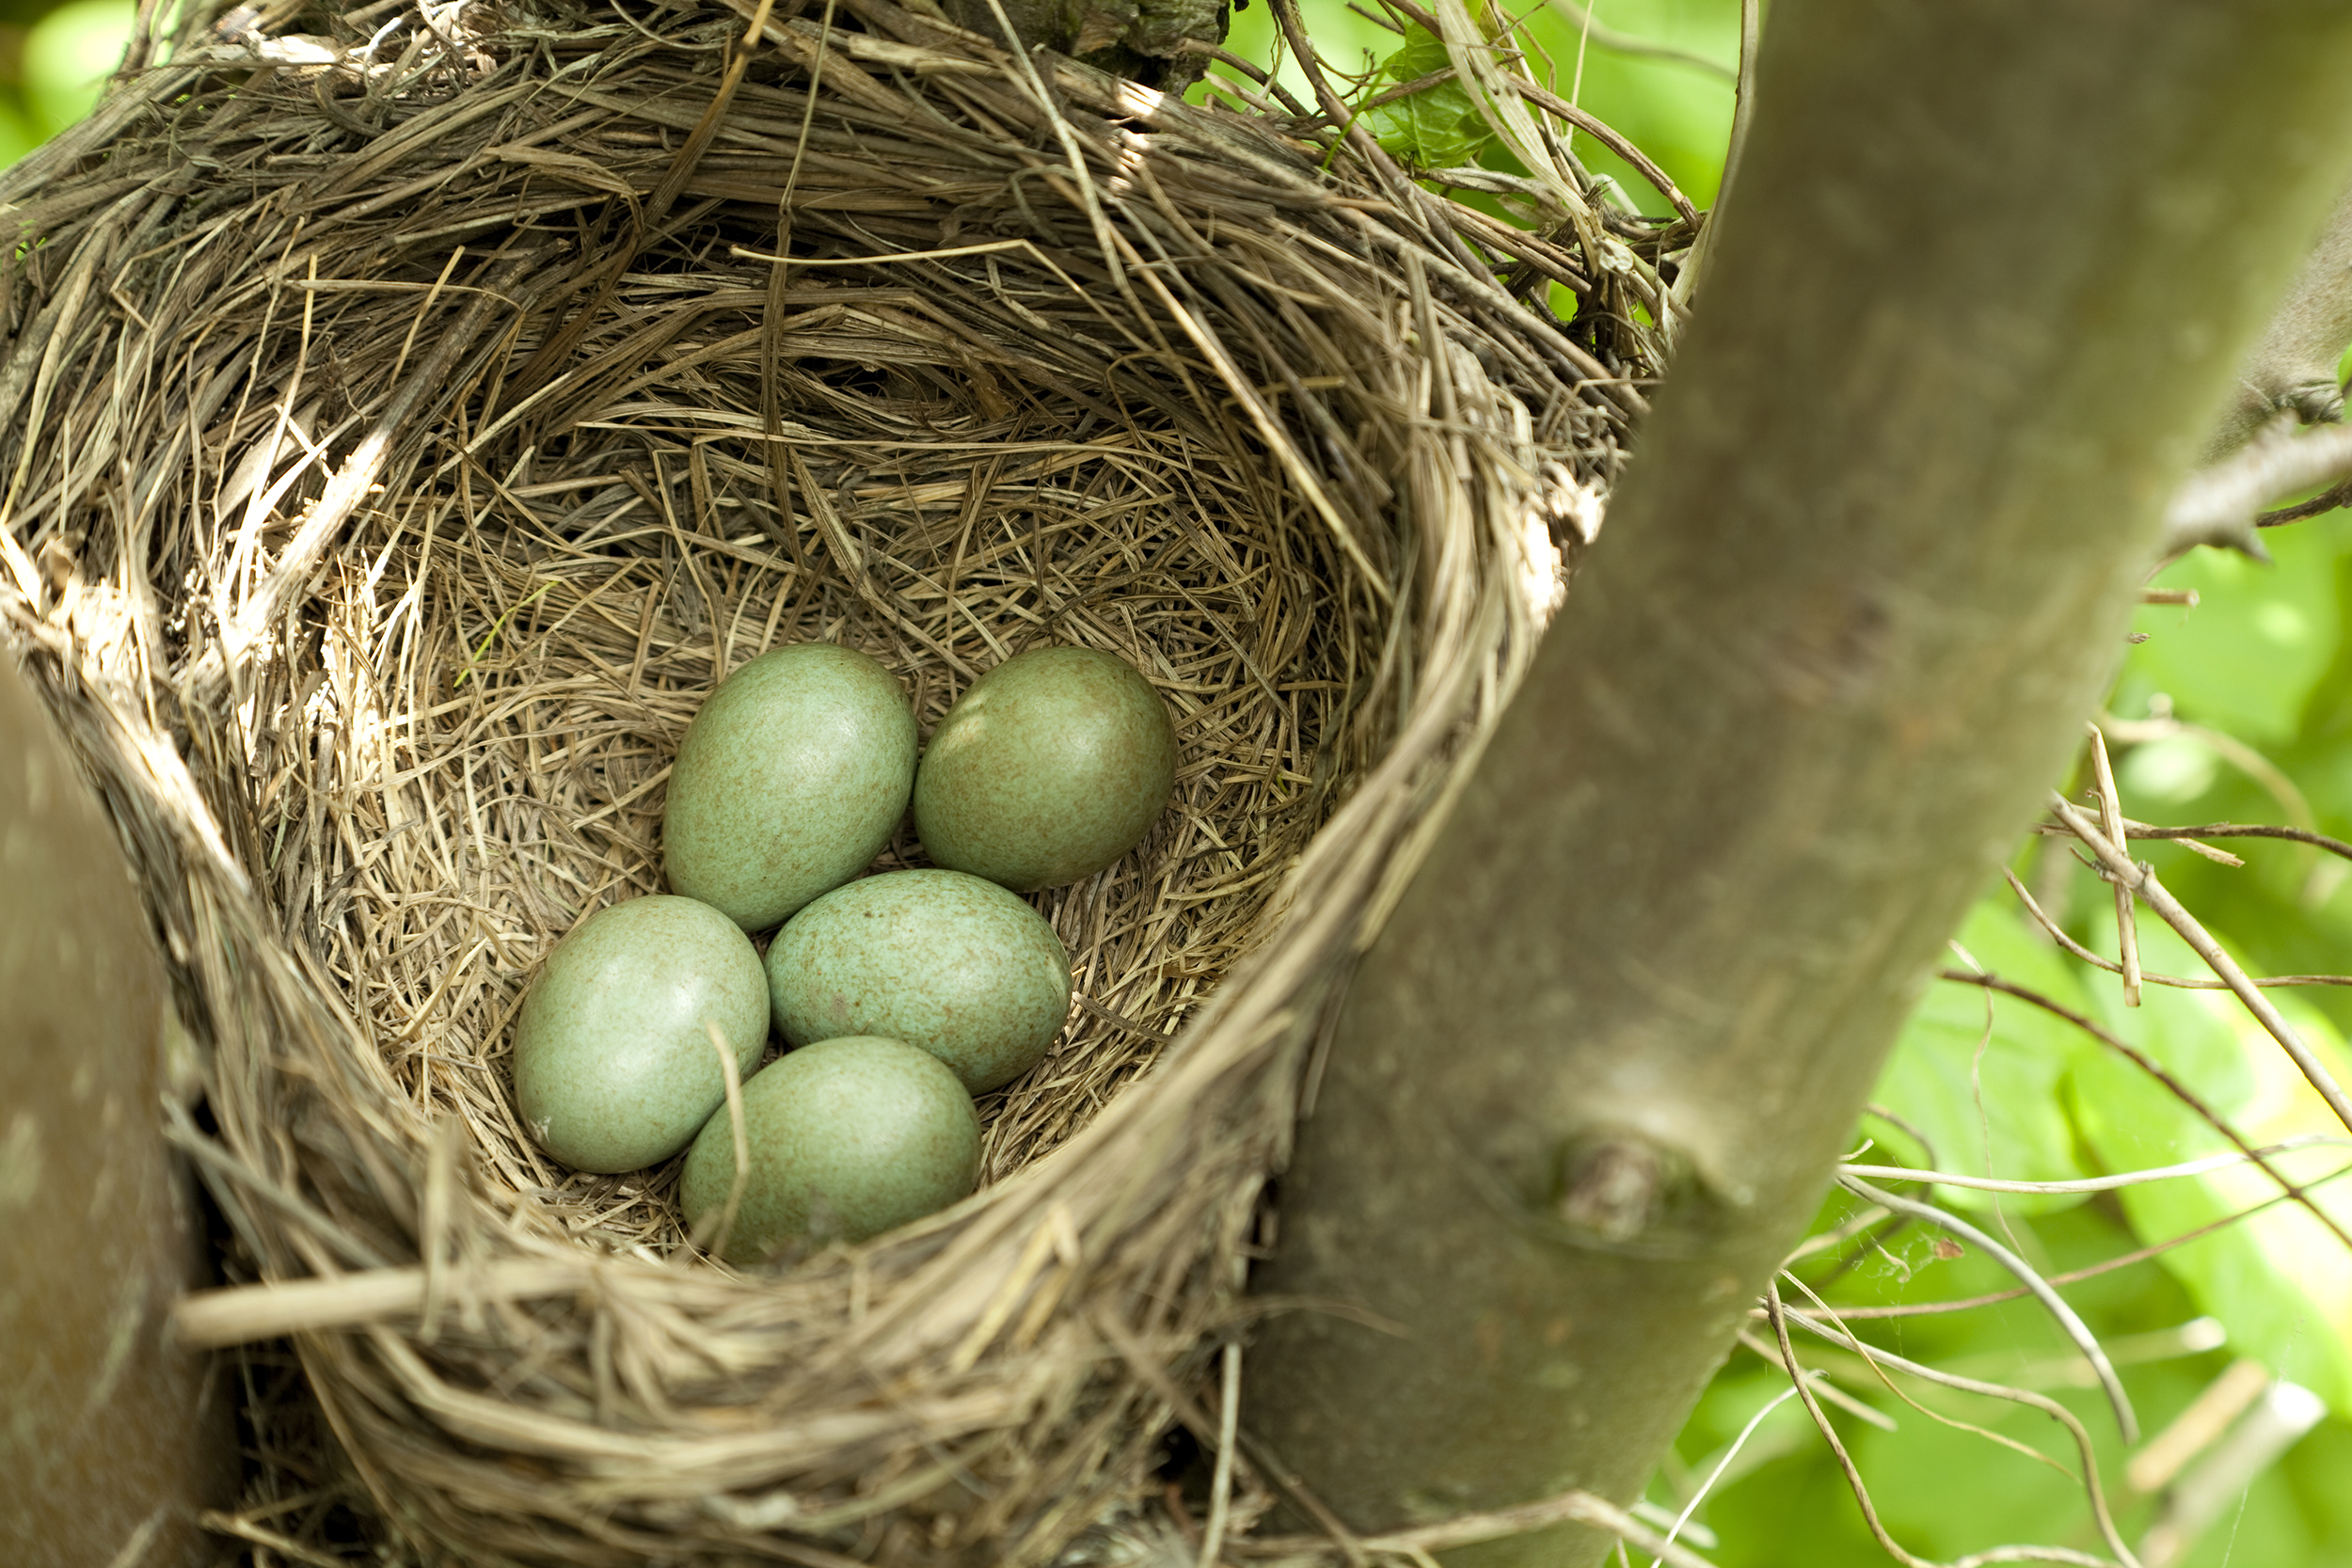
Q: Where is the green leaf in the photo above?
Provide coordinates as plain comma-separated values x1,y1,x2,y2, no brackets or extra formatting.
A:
1359,27,1495,169
2074,908,2258,1131
1361,85,1490,168
1378,23,1452,81
1859,1402,2102,1560
2069,1053,2352,1415
1867,897,2101,1214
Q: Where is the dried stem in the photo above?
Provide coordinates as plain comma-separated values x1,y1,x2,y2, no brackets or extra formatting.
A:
2048,793,2352,1136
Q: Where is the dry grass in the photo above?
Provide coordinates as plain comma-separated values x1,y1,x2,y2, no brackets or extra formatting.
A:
0,0,1671,1560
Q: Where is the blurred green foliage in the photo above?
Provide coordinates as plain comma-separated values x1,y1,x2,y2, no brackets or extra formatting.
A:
14,0,2352,1560
0,0,129,164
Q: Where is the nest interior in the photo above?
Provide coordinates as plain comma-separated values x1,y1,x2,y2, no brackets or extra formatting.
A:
0,0,1672,1560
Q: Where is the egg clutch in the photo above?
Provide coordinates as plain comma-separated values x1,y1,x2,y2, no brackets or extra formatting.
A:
510,642,1178,1263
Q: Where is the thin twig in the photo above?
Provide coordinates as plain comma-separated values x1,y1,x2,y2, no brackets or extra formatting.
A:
1509,80,1698,224
1642,1380,1804,1568
2049,792,2352,1136
1234,1488,1722,1567
1779,1163,2352,1320
1837,1176,2138,1444
2093,715,2321,846
1940,968,2352,1255
2163,419,2352,558
2086,723,2141,1006
2256,473,2352,527
1840,1135,2350,1195
2067,818,2352,864
1775,1278,2145,1568
2001,867,2350,990
1763,1286,2127,1568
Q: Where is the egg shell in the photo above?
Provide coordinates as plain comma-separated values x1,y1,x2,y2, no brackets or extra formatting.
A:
679,1036,979,1260
912,645,1177,892
663,643,917,930
767,869,1072,1095
513,895,770,1174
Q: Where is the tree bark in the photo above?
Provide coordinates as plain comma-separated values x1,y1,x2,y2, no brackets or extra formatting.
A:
1243,7,2352,1565
0,657,234,1566
2206,182,2352,458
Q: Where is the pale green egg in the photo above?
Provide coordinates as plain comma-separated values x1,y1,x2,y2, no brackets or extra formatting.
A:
679,1036,979,1261
767,869,1072,1095
512,895,769,1174
663,643,917,931
912,645,1177,892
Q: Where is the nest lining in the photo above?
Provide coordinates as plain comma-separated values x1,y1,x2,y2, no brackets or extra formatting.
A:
0,0,1673,1560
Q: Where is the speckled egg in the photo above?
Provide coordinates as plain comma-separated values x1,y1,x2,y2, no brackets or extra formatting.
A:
766,870,1072,1095
912,646,1176,892
512,895,770,1175
663,643,917,931
679,1036,980,1261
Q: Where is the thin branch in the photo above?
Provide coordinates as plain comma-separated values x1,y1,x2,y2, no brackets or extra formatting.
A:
1729,1329,1899,1430
1775,1279,2145,1568
1939,967,2352,1254
2087,724,2141,1006
1840,1136,2351,1195
1642,1380,1804,1568
1772,1185,2308,1321
2163,419,2352,558
1764,1282,1929,1568
1174,39,1316,117
2091,716,2320,843
2002,867,2351,990
1757,1303,2073,1481
2256,473,2352,527
1510,79,1699,223
2073,818,2352,864
2025,820,2239,865
1763,1286,2126,1568
1234,1489,1723,1567
1837,1177,2138,1444
2048,793,2352,1137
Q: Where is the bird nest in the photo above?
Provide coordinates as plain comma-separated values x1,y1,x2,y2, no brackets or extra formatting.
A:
0,0,1676,1560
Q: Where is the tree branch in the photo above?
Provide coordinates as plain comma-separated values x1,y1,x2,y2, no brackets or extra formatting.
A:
2203,180,2352,459
2163,416,2352,559
2046,793,2352,1137
1244,8,2352,1566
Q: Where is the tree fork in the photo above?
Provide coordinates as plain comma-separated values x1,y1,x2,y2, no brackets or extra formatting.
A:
1242,7,2352,1565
